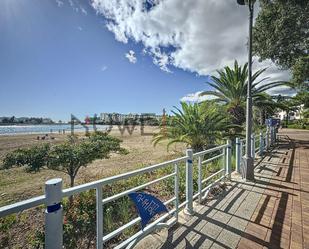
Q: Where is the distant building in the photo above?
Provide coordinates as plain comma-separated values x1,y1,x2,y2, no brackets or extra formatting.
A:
99,112,163,123
275,105,304,121
100,113,110,123
42,118,53,124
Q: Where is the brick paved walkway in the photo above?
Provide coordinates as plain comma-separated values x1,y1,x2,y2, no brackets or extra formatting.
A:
136,129,309,249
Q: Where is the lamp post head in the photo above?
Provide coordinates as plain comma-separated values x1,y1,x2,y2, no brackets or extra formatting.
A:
237,0,256,4
236,0,255,9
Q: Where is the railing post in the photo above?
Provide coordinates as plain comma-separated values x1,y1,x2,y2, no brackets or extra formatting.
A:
174,163,179,222
259,132,264,156
45,178,63,249
197,156,202,204
270,126,274,146
235,137,241,174
96,186,103,249
185,149,194,215
226,140,232,178
251,133,255,161
266,127,269,150
240,139,244,177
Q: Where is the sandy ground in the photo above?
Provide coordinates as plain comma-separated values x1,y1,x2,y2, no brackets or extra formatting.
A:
0,126,185,206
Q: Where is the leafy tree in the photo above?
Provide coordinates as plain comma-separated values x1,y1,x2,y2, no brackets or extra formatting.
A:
9,116,15,123
1,117,10,123
292,56,309,88
275,96,300,127
253,0,309,87
303,109,309,120
199,60,286,127
254,93,278,126
2,144,50,172
290,91,309,126
63,191,96,249
48,133,127,187
153,102,229,152
293,91,309,109
1,132,127,187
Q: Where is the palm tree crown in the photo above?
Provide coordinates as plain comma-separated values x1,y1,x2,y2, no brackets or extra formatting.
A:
153,102,228,152
200,60,288,126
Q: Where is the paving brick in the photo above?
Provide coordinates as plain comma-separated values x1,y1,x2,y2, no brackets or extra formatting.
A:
136,130,309,249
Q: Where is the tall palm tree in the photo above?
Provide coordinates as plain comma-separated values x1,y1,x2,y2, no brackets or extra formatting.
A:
199,60,288,127
152,102,229,152
254,93,278,126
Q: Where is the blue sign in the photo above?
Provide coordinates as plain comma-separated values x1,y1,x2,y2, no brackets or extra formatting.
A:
265,118,280,127
128,192,168,228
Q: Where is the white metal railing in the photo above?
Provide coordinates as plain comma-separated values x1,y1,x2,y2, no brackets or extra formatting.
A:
0,142,232,249
235,128,277,176
193,143,230,205
254,134,260,152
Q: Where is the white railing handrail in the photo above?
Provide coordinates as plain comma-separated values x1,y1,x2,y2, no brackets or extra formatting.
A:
102,172,175,205
0,195,46,217
202,153,224,164
63,155,188,197
0,155,188,218
195,140,231,204
193,144,227,157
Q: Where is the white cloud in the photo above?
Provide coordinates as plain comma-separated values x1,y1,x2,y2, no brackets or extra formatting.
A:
80,6,88,15
55,0,63,7
77,26,83,31
101,65,108,71
180,91,218,103
125,50,137,64
92,0,292,95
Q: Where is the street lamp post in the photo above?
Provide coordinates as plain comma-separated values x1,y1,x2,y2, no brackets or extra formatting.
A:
237,0,255,181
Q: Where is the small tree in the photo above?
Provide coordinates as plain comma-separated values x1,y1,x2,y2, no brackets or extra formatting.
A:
48,133,127,187
2,144,50,172
1,133,127,187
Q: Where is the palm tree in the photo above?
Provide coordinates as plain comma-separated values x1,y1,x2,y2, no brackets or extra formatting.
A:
199,60,288,127
152,102,228,152
254,93,278,126
276,98,300,127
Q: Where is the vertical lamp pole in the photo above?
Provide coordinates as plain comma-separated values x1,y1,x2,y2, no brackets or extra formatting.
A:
237,0,255,181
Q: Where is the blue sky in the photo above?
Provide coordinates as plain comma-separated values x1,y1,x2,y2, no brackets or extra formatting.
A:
0,0,209,121
0,0,292,122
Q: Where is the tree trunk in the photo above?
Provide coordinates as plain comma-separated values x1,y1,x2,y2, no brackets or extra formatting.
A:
70,175,75,187
68,175,75,204
260,109,264,126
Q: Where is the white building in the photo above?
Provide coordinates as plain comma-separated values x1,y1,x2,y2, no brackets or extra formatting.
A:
100,112,162,123
275,105,304,121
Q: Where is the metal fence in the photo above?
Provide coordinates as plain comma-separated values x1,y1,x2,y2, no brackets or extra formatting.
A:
0,129,278,249
235,127,276,176
0,141,233,249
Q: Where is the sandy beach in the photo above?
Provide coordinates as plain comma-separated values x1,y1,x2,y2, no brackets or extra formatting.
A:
0,126,184,206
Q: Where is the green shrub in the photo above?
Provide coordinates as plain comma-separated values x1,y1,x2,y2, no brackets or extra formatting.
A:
2,144,50,172
63,191,96,249
0,214,17,232
1,133,128,188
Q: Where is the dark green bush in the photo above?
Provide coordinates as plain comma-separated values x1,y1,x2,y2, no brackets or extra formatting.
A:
2,144,50,172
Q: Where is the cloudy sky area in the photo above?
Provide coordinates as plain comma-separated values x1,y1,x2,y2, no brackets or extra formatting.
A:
91,0,293,100
0,0,292,120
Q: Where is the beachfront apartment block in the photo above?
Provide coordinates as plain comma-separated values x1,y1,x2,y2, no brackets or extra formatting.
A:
100,112,162,123
275,104,304,121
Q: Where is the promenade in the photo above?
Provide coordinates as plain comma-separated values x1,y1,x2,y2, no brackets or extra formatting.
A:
136,129,309,249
